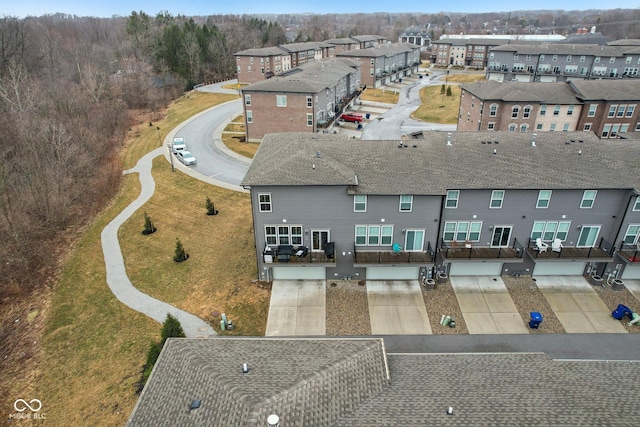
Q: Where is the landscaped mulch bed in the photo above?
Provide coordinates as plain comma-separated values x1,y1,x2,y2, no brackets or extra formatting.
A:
326,280,371,336
421,281,469,334
502,276,565,334
592,284,640,334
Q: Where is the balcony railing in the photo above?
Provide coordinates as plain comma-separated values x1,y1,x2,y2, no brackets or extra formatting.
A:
440,238,525,260
353,241,434,264
263,244,335,264
618,242,640,263
527,237,615,259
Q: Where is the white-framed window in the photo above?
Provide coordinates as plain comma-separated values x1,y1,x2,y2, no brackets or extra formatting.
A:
617,105,627,118
489,104,497,117
272,225,302,245
445,190,459,208
610,57,616,63
399,195,413,212
608,105,617,117
531,221,571,241
580,190,597,208
621,124,629,133
611,124,620,138
633,197,640,211
636,122,640,131
583,123,591,131
553,105,560,116
258,193,272,212
580,55,586,62
536,190,552,208
306,113,313,126
246,110,253,123
603,124,611,138
405,229,425,251
488,122,495,130
552,55,558,61
355,225,393,246
512,106,519,118
306,96,312,108
550,123,556,131
520,124,528,132
354,195,367,212
540,54,545,61
626,105,635,117
588,104,597,117
276,95,287,107
623,224,640,244
265,226,277,245
595,56,601,63
490,190,504,208
536,123,543,130
567,105,574,116
566,55,572,61
443,221,482,242
244,94,251,106
540,105,546,116
508,124,517,132
523,105,531,118
562,123,570,131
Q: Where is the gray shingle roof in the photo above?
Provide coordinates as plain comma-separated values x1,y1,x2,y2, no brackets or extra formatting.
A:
235,46,288,56
461,81,579,104
126,338,389,427
241,131,640,194
128,339,640,426
491,43,631,56
335,43,417,59
569,79,640,101
241,60,358,94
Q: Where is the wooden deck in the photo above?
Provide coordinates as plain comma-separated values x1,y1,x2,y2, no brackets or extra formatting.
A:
526,246,612,260
272,253,335,264
441,246,522,260
354,251,433,264
618,250,640,263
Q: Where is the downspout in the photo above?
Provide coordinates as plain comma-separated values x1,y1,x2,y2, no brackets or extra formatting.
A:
613,191,638,250
243,185,261,280
434,193,447,273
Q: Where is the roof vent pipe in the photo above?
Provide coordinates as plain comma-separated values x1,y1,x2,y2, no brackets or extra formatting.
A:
316,150,321,158
447,132,452,146
242,363,249,373
531,133,537,147
267,414,280,427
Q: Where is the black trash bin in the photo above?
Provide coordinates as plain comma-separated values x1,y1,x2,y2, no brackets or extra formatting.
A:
529,311,543,329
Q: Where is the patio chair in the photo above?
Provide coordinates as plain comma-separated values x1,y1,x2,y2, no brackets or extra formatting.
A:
551,238,563,252
535,238,549,253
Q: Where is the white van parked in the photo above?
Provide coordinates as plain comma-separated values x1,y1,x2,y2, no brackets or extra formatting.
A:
171,137,187,154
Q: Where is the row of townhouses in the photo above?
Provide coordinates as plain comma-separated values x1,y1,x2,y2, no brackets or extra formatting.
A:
235,35,387,84
241,59,361,141
458,79,640,136
241,131,640,283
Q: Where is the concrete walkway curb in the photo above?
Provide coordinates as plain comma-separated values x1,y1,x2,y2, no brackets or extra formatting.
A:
101,147,216,338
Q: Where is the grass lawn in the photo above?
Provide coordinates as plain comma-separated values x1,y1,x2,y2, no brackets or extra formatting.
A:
222,83,246,90
444,73,486,84
411,85,461,124
360,88,399,104
36,91,267,426
221,115,260,159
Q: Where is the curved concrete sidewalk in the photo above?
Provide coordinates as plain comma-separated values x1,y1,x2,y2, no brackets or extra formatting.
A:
101,147,216,338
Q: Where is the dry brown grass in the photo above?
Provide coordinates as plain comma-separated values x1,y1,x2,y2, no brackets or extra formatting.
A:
222,83,246,90
411,85,461,124
444,73,486,83
360,88,399,104
33,92,264,427
221,115,260,158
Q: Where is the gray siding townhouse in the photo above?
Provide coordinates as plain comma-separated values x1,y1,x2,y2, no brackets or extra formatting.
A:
399,28,431,51
242,131,640,282
336,43,420,88
241,60,361,142
487,43,640,83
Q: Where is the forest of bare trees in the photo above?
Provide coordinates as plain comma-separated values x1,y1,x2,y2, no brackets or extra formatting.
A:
0,8,638,296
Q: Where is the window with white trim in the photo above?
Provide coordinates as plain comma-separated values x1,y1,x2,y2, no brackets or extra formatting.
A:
563,123,570,131
626,105,635,117
265,226,277,245
540,104,546,116
399,195,413,212
550,123,556,131
489,104,497,117
306,113,313,126
246,110,253,123
531,221,571,241
523,106,531,118
617,105,626,118
272,225,302,245
445,190,459,208
608,105,617,117
306,96,312,108
244,94,251,106
258,193,272,212
536,123,543,130
509,124,516,132
633,198,640,211
567,105,574,116
369,226,381,245
355,225,393,246
603,124,611,138
580,190,597,208
276,95,287,107
588,104,597,117
623,225,640,244
511,106,519,118
537,190,552,208
553,105,560,116
611,124,620,138
583,123,591,131
490,190,504,208
354,195,367,212
621,124,629,133
636,122,640,131
443,221,482,242
488,122,495,130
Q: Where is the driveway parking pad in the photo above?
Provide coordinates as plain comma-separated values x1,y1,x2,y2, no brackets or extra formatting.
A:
367,281,431,335
266,280,325,336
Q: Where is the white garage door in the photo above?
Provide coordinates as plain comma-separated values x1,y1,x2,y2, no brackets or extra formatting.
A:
272,267,326,280
533,262,586,276
367,266,419,280
622,265,640,279
449,262,502,276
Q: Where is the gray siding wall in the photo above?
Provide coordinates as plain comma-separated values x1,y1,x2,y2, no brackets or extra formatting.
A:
251,186,441,276
440,188,628,248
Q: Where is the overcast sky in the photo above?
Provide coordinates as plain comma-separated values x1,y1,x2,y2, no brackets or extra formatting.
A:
4,0,638,18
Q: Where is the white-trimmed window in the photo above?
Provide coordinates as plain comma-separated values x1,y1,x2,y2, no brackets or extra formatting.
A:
446,190,459,208
580,190,597,208
443,221,482,242
531,221,571,241
621,124,629,133
509,124,517,132
490,190,505,209
634,198,640,211
276,95,287,107
520,124,528,132
488,122,495,130
603,124,611,138
258,193,272,212
275,225,302,245
608,105,617,117
511,106,519,118
567,105,574,116
536,190,552,208
617,105,626,118
588,104,597,117
536,123,543,130
523,105,531,118
355,225,393,246
583,123,592,131
540,105,546,116
246,110,253,123
623,225,640,244
553,105,560,116
563,123,570,131
354,195,367,212
244,94,251,106
550,123,556,131
265,226,277,245
306,113,313,126
399,195,413,212
306,96,312,108
626,105,635,117
489,104,497,117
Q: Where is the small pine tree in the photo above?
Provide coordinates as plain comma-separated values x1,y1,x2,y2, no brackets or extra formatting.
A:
139,341,162,388
173,238,188,262
446,86,452,96
440,84,446,94
205,197,218,215
160,314,186,346
142,212,157,235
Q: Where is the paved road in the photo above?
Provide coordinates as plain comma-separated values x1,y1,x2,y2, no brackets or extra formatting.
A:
101,147,216,338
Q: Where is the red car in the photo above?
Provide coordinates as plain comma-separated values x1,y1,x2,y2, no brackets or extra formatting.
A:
340,112,363,123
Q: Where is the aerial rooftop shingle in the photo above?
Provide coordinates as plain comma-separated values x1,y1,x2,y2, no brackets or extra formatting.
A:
569,79,640,101
242,131,640,194
491,43,632,56
461,80,579,104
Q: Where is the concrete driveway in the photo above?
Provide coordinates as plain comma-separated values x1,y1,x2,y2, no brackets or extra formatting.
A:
265,280,325,336
451,276,528,334
625,279,640,303
534,276,627,333
367,281,431,335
